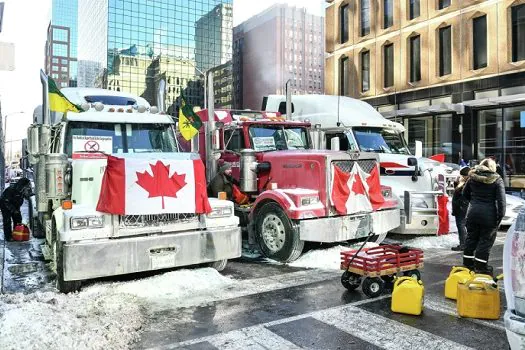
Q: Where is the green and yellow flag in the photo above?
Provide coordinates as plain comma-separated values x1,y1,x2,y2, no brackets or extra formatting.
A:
48,77,82,113
178,93,203,141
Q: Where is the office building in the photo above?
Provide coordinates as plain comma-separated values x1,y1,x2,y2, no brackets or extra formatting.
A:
233,4,325,110
325,0,525,192
45,0,78,87
77,0,233,110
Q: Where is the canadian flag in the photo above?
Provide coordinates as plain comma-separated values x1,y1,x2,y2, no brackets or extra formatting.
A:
331,163,385,215
96,154,211,215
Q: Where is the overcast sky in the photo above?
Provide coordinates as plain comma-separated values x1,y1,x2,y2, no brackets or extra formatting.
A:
0,0,324,142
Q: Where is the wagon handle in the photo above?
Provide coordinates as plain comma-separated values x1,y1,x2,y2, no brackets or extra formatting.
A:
345,230,375,268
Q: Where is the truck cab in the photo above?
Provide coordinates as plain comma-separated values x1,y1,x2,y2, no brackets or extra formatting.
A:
264,95,455,235
26,76,241,293
183,109,400,262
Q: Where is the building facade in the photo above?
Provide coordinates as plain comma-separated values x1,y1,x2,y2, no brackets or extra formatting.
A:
45,0,78,87
325,0,525,193
233,4,325,110
77,0,233,110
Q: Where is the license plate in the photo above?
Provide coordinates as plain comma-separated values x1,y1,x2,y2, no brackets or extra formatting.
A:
151,252,176,269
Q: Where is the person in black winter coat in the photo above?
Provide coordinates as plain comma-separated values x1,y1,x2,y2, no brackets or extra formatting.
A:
0,177,32,241
462,158,506,275
451,166,470,251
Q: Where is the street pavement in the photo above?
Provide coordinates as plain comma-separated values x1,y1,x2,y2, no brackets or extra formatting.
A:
1,217,509,349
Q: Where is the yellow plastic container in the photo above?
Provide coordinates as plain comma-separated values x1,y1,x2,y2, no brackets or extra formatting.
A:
391,276,425,316
445,266,474,300
457,274,500,320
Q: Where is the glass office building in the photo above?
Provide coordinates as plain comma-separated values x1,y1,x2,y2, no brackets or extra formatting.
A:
46,0,78,87
78,0,233,110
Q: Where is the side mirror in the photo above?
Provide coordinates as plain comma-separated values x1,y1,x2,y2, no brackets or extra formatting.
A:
407,157,418,167
27,125,40,156
415,140,423,158
330,137,340,151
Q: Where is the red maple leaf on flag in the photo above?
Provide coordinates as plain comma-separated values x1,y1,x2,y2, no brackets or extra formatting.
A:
350,171,367,196
136,161,187,209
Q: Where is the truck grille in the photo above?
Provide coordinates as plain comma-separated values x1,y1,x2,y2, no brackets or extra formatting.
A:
333,160,377,174
120,213,199,228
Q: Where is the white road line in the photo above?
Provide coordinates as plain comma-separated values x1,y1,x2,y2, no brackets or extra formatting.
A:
207,327,302,350
313,305,475,350
424,294,506,331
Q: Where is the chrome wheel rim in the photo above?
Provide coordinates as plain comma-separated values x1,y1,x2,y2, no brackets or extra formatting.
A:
262,214,286,253
370,282,380,293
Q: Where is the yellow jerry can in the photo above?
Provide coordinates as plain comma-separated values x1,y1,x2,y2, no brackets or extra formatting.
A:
391,276,425,316
445,266,474,300
457,274,500,320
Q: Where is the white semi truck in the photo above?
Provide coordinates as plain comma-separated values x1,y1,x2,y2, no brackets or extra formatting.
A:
25,71,241,293
264,94,456,235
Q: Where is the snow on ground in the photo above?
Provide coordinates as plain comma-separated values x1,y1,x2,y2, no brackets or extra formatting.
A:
0,268,236,350
288,243,379,270
404,232,460,250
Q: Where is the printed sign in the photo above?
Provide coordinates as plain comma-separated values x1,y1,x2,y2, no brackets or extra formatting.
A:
521,111,525,128
72,135,113,159
252,137,276,151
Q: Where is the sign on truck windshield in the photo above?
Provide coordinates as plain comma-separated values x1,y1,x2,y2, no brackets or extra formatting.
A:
65,121,178,157
353,127,410,155
249,126,310,151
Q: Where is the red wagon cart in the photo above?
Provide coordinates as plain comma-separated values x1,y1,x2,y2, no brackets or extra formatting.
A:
340,244,424,298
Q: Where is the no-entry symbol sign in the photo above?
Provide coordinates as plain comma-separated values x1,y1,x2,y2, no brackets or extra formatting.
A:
84,140,100,152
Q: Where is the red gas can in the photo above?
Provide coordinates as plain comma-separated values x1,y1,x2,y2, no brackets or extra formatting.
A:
12,224,30,241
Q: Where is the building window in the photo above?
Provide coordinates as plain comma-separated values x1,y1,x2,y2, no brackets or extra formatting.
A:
512,4,525,62
439,0,451,10
361,0,371,37
473,15,487,69
409,0,420,20
384,44,394,87
439,26,452,76
340,4,349,43
339,56,349,96
384,0,393,29
410,35,421,82
361,50,370,92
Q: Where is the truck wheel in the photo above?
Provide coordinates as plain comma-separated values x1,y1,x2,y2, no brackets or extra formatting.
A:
209,259,228,272
341,271,361,291
255,202,304,263
362,277,384,298
55,240,82,293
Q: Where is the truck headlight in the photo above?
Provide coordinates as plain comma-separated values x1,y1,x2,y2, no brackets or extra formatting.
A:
70,216,105,230
207,206,233,218
301,196,319,206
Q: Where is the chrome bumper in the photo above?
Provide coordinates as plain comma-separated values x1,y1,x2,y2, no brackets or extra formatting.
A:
298,209,400,243
390,211,439,235
62,226,241,281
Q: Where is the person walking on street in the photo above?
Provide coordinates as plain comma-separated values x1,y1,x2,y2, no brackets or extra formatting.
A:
451,166,470,251
462,158,506,275
0,178,32,241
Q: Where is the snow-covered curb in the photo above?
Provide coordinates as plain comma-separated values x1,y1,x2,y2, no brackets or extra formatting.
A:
0,268,236,350
404,233,460,250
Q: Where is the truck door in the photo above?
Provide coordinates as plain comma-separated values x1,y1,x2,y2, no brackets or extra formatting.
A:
222,129,243,180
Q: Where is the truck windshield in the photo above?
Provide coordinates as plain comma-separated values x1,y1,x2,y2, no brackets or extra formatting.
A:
248,125,310,151
64,122,178,157
353,127,410,155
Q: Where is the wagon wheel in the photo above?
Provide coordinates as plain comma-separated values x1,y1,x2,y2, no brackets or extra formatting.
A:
403,269,422,281
362,277,385,298
341,271,362,291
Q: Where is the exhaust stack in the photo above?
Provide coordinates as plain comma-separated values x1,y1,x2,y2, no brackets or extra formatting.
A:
206,70,217,181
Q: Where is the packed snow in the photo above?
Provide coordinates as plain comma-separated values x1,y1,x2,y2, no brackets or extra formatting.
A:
404,232,460,250
0,268,236,350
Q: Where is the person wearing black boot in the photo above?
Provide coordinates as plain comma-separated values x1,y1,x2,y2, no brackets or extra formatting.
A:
451,166,470,251
0,177,32,241
462,158,506,275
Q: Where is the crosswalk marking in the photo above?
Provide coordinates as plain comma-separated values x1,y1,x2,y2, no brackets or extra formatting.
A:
424,294,505,331
207,327,303,350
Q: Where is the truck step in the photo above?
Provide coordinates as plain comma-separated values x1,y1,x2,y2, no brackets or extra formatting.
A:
41,244,53,261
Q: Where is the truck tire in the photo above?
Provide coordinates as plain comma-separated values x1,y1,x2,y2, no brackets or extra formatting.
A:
254,202,304,263
55,239,82,293
209,259,228,272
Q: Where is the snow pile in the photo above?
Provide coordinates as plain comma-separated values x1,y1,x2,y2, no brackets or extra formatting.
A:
404,233,459,250
0,290,142,350
85,268,237,310
288,243,379,270
0,268,237,349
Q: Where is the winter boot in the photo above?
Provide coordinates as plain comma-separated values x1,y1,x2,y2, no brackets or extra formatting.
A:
463,256,474,270
474,260,494,276
451,245,464,251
